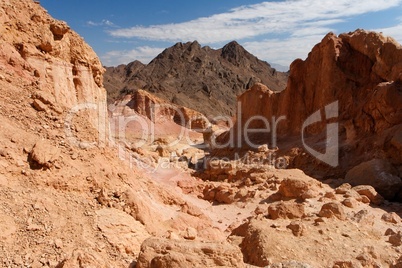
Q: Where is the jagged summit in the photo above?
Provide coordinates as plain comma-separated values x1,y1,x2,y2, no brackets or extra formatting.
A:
221,41,256,66
104,40,288,117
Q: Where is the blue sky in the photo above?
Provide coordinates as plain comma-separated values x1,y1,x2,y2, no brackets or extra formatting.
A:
40,0,402,69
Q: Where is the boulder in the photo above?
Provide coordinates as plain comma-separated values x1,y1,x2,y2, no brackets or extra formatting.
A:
318,202,346,220
345,159,402,200
29,140,60,169
268,201,305,220
278,177,320,200
352,185,384,205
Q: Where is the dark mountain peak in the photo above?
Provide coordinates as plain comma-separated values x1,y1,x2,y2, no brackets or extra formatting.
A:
104,40,288,116
155,40,202,62
126,60,145,69
221,41,255,66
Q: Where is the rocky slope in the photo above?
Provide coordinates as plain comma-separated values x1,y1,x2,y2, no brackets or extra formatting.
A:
0,1,227,267
104,41,288,118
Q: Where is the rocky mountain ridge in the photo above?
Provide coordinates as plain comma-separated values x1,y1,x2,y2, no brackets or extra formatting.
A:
104,40,288,118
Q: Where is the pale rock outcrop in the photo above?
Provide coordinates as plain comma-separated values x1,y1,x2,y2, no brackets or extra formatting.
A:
95,208,150,255
135,237,245,268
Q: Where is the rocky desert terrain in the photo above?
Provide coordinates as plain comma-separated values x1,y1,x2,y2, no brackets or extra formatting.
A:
1,1,402,268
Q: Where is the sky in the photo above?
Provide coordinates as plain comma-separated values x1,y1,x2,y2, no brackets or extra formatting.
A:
40,0,402,70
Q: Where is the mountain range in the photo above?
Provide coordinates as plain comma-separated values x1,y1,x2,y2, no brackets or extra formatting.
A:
104,41,288,118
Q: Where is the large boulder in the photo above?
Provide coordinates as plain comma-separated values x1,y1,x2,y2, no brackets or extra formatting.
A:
345,159,402,200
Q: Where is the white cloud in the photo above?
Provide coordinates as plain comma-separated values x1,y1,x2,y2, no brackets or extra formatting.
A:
244,34,325,67
103,0,402,66
87,19,117,27
109,0,401,44
375,23,402,45
100,46,165,66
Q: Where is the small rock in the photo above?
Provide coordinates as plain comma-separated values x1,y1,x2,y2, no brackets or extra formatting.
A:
27,224,44,231
167,231,180,240
381,212,401,224
30,140,60,169
342,198,357,208
324,191,337,200
388,232,402,247
183,227,197,240
286,221,305,237
71,152,79,160
32,99,48,112
344,189,363,202
352,185,384,205
332,261,355,268
54,239,63,249
335,183,352,194
278,177,319,200
385,228,396,236
254,205,266,215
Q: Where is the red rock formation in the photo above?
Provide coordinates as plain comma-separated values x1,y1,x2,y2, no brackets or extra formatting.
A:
112,89,209,130
230,30,402,137
215,30,402,196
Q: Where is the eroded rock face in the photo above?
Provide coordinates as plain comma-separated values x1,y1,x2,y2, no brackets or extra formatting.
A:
214,30,402,196
0,0,107,141
227,30,402,138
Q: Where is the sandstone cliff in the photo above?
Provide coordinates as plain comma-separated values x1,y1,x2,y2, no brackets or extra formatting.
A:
216,30,402,199
0,0,107,144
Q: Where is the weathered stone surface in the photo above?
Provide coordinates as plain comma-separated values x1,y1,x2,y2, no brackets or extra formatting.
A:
136,237,245,268
95,208,149,255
